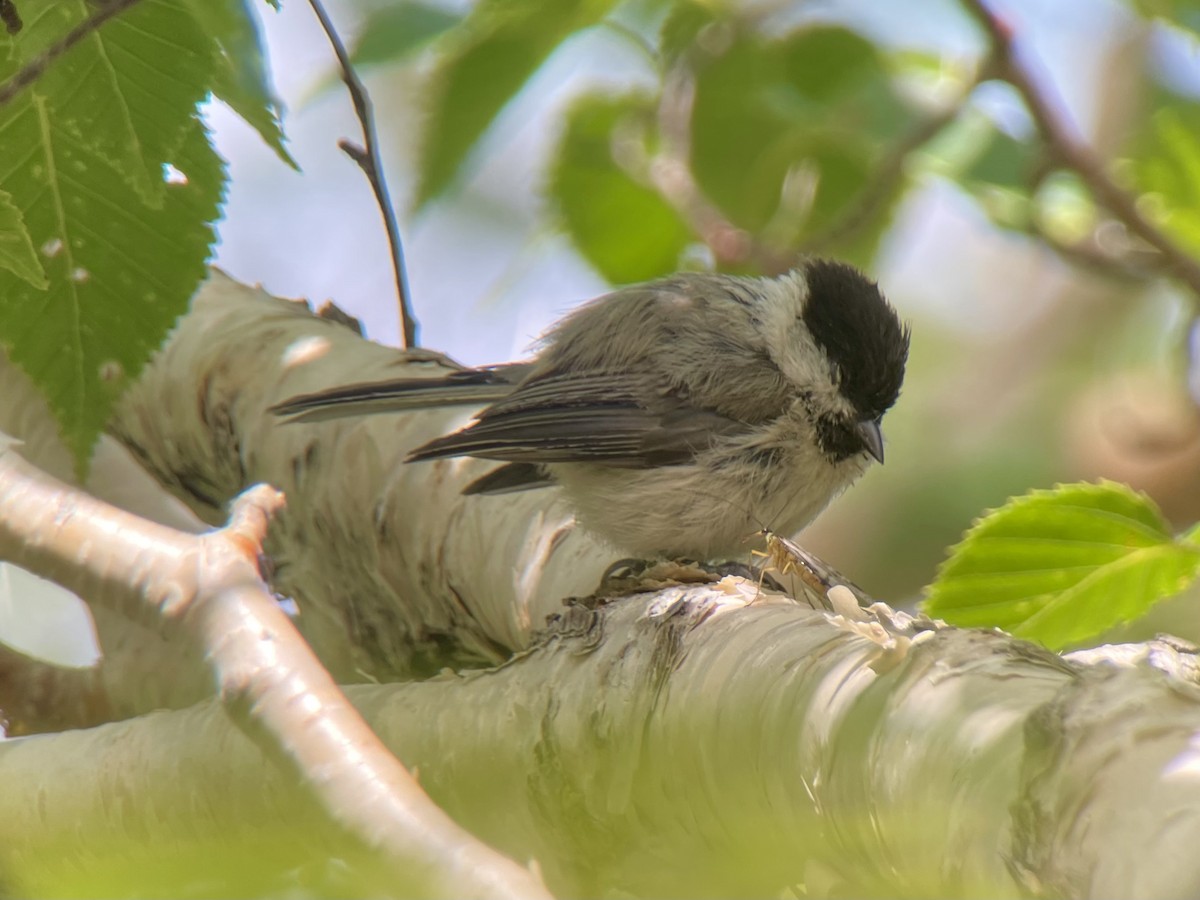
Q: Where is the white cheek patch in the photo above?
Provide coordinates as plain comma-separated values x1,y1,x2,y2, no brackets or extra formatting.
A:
756,271,856,419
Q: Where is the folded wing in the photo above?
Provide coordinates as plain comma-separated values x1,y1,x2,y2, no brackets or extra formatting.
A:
408,370,748,467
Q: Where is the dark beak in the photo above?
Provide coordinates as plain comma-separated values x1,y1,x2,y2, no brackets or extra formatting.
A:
856,419,885,464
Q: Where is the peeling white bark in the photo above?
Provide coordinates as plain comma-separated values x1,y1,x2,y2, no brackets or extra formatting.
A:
1,585,1199,898
111,271,615,683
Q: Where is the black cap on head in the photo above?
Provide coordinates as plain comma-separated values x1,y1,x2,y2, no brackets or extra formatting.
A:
800,259,910,420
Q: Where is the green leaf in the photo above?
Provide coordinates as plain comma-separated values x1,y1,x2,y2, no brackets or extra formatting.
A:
352,2,461,69
0,190,48,289
1130,103,1200,256
923,481,1200,650
13,0,216,207
185,0,296,168
0,100,226,470
0,0,232,472
921,106,1038,232
550,93,691,283
690,25,906,245
780,26,885,105
1184,520,1200,545
0,0,230,471
415,0,618,207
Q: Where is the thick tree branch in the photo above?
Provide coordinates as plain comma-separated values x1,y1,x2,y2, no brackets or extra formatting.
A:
110,272,614,684
1,583,1199,896
0,450,548,900
960,0,1200,300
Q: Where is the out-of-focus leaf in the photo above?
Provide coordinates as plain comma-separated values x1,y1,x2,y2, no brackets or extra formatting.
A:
964,126,1038,232
1034,171,1098,242
0,0,227,471
416,0,619,208
923,481,1200,650
962,128,1035,189
927,107,1039,234
185,0,295,167
1131,104,1200,255
0,190,47,288
690,25,907,250
352,2,461,69
658,0,715,63
780,26,884,105
691,35,791,231
1129,0,1200,34
550,93,691,282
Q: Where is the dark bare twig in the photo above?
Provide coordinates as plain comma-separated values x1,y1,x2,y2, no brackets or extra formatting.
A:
308,0,418,348
0,0,142,107
960,0,1200,301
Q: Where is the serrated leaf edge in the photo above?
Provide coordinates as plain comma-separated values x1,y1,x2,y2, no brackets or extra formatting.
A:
925,480,1168,597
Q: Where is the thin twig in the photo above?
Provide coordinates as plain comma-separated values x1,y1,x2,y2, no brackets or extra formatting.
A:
960,0,1200,301
0,0,143,107
308,0,418,348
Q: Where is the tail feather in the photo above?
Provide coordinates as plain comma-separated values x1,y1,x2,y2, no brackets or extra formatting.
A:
271,365,527,423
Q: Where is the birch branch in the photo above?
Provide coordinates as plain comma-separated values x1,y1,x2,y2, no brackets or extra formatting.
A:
1,582,1198,897
0,448,548,900
110,271,615,685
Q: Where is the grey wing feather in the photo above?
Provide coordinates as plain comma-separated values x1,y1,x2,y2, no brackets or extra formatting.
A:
271,364,532,423
408,371,748,467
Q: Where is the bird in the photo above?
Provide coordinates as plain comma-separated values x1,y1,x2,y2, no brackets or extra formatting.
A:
273,259,910,560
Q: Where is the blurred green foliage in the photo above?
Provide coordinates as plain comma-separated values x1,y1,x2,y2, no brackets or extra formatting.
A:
413,0,619,206
550,92,692,282
349,0,460,68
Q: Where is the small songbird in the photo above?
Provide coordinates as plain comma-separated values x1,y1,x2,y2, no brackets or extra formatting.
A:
273,259,910,560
